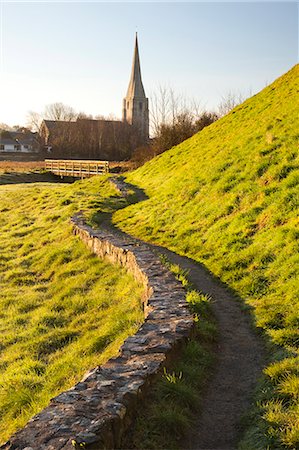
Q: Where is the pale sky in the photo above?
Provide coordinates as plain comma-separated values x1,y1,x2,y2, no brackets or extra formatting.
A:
0,1,298,127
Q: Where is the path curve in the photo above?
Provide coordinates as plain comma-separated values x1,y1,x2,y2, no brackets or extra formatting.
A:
112,178,265,450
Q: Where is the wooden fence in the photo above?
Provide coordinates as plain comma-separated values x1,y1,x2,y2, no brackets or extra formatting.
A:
45,159,109,178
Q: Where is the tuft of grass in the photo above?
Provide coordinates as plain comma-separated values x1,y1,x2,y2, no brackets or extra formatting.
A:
114,64,299,448
158,368,200,410
0,175,144,443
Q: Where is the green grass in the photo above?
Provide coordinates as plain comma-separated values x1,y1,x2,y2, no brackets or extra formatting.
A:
113,64,299,448
123,260,216,449
0,176,143,443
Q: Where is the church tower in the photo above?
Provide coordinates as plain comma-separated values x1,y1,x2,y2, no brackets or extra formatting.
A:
123,34,149,142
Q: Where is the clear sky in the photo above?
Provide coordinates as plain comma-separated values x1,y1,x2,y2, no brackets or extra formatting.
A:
0,1,298,127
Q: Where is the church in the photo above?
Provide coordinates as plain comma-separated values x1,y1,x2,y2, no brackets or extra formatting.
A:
122,34,149,142
40,34,149,160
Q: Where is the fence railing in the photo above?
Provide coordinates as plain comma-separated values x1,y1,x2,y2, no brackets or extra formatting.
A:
45,159,109,178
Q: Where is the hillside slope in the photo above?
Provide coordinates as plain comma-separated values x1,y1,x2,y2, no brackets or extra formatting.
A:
114,64,299,448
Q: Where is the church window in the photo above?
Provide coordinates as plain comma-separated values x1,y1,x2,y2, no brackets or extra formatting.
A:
127,101,129,109
139,102,143,111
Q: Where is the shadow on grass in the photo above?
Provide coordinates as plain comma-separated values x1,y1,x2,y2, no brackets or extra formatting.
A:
90,176,149,227
107,177,260,327
118,176,149,202
0,172,75,185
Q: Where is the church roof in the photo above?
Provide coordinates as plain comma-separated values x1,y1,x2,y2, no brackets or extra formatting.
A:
76,118,123,125
42,119,123,133
126,34,146,99
43,120,77,130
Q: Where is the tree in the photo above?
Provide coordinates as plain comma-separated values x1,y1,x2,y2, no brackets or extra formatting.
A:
150,86,201,136
218,91,245,117
94,113,118,121
150,86,218,155
77,112,93,120
44,102,77,121
27,103,78,132
26,111,42,132
195,111,219,131
0,123,12,131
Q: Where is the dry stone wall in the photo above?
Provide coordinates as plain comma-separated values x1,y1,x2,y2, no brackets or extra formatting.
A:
2,214,194,450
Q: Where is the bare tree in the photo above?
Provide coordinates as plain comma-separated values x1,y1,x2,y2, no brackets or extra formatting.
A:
0,123,12,131
26,111,42,132
218,91,245,117
94,114,106,121
150,85,218,155
150,85,171,135
44,102,77,121
94,113,119,121
77,112,93,120
150,85,204,133
27,103,78,133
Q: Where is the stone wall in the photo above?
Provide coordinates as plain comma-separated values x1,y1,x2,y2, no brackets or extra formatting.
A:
2,215,194,450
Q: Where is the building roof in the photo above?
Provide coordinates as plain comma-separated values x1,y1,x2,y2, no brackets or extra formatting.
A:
0,131,39,147
125,33,146,99
0,137,17,145
43,120,77,130
42,118,124,133
10,131,39,145
76,119,123,125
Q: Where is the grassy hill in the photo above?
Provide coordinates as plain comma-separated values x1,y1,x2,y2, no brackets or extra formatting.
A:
114,64,299,448
0,177,143,443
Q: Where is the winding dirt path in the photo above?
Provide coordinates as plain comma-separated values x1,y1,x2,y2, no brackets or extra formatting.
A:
148,245,265,450
111,177,266,449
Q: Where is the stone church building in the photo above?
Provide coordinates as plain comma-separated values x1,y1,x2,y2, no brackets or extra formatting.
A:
40,35,149,160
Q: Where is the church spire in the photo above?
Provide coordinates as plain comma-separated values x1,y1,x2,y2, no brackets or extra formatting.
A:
123,33,149,142
126,33,146,99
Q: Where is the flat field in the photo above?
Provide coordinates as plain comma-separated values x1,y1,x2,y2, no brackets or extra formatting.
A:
0,176,143,443
0,161,45,173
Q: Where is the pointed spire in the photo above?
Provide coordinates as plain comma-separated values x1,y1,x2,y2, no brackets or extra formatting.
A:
126,33,146,99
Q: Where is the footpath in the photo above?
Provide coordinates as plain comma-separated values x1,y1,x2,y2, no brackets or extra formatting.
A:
113,177,265,450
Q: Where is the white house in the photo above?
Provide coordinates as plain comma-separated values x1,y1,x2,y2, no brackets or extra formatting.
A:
0,131,40,153
0,137,20,152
